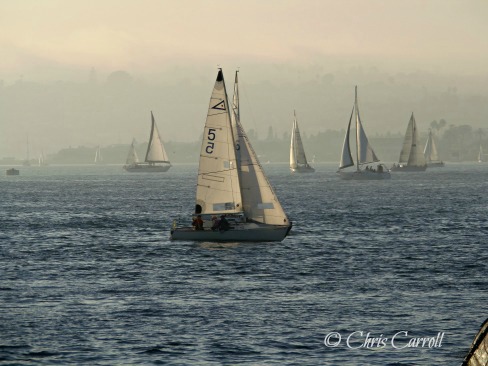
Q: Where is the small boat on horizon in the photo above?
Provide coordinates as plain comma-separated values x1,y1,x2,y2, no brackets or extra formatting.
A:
6,168,20,176
290,110,315,173
337,86,391,180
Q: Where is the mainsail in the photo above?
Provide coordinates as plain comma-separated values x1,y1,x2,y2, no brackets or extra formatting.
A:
145,112,170,163
195,69,242,215
232,71,289,226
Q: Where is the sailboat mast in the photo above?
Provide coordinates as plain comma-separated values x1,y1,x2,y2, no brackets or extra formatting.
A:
355,86,360,171
227,69,244,210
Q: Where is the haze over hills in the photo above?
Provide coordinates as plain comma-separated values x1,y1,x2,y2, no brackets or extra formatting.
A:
1,65,487,160
1,1,486,159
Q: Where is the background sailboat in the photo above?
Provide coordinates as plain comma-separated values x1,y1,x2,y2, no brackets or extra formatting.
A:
391,113,427,172
38,150,48,166
423,129,444,167
478,144,484,163
123,111,171,172
171,69,291,242
337,86,390,180
290,110,315,173
94,145,105,164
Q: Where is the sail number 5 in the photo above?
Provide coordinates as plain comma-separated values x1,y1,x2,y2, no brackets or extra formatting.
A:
206,128,216,154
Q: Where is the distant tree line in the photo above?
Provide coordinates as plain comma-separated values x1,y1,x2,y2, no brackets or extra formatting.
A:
25,122,484,165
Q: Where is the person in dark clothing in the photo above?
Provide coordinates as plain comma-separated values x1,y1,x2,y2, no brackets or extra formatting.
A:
218,215,230,231
192,215,204,230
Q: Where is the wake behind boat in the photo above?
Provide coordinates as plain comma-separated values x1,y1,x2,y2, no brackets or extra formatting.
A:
171,69,291,242
391,113,427,172
290,110,315,173
337,86,390,180
123,111,171,172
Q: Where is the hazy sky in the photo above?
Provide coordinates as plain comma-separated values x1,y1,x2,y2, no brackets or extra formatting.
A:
1,0,487,158
1,0,486,78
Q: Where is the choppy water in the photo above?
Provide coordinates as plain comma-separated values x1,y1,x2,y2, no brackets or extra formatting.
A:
1,163,487,365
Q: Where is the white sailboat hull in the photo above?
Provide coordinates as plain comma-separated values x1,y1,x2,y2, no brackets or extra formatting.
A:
426,161,445,168
338,170,391,180
390,164,427,172
124,163,171,172
171,222,292,242
290,165,315,173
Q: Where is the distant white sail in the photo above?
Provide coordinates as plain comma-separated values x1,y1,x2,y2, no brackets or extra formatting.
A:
479,145,483,163
94,145,103,163
290,111,309,169
423,130,439,162
195,69,242,215
125,139,140,165
399,113,426,167
145,112,170,163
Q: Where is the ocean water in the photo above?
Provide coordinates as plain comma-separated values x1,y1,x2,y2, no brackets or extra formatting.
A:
1,163,487,365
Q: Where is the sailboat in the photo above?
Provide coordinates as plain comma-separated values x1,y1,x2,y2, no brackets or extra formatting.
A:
290,110,315,173
171,69,291,242
337,86,391,180
38,151,48,166
123,111,171,172
478,144,484,163
423,129,444,167
124,138,139,166
391,113,427,172
461,318,488,366
94,145,104,164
